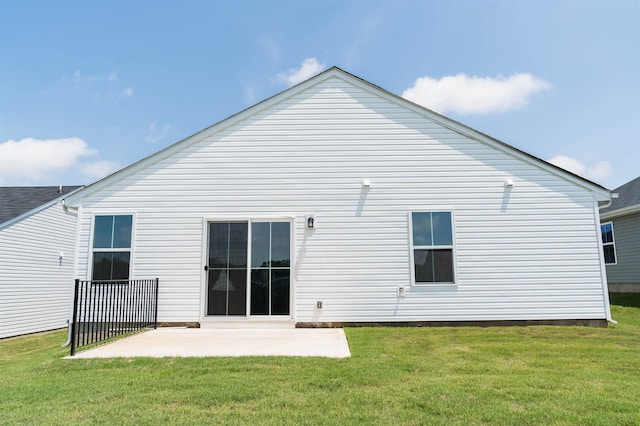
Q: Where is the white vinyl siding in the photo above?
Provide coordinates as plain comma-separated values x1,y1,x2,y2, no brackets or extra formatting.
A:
70,73,608,323
0,202,77,338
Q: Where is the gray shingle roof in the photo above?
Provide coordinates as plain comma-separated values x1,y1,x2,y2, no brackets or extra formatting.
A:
600,176,640,214
0,186,83,225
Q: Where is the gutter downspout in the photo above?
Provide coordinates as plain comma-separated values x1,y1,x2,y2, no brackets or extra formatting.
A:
61,319,72,347
595,193,617,324
597,191,618,211
61,198,80,346
61,199,79,216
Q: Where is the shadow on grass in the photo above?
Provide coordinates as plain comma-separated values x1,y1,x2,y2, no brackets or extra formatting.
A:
609,292,640,308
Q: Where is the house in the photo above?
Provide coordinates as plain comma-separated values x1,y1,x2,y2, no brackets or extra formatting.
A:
0,186,82,338
61,67,614,328
599,176,640,293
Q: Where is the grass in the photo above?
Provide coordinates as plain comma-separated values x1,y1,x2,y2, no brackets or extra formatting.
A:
1,295,639,425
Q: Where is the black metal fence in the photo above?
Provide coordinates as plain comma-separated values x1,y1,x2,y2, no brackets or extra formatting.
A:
70,278,159,356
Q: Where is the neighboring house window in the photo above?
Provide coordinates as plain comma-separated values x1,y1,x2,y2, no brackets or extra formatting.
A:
92,215,133,280
600,222,616,265
411,211,455,284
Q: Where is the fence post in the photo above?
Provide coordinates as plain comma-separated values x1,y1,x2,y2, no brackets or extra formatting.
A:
70,279,80,356
154,278,159,329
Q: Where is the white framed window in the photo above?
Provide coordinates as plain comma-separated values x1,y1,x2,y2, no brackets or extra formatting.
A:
91,215,133,280
410,211,455,284
600,222,617,265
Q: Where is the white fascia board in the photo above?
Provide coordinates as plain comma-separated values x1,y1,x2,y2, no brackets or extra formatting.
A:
600,204,640,220
0,186,85,230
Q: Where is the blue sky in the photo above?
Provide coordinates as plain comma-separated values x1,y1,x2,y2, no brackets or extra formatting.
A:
1,0,638,190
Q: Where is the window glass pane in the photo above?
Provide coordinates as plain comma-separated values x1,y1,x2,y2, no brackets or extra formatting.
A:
209,223,229,268
113,215,133,248
111,252,130,280
228,223,248,268
250,269,269,315
93,216,113,248
412,212,432,246
603,245,616,264
227,269,247,315
433,249,454,282
92,252,113,280
601,224,613,244
414,249,434,282
271,269,290,315
92,252,130,280
414,249,453,283
207,269,227,316
271,222,290,267
208,268,247,316
432,212,452,245
251,222,270,268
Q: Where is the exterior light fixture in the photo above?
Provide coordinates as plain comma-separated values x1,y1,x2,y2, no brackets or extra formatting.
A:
362,179,371,188
504,178,514,188
306,214,316,229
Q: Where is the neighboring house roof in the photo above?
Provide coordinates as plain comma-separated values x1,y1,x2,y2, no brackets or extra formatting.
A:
0,186,83,227
600,176,640,220
63,67,612,204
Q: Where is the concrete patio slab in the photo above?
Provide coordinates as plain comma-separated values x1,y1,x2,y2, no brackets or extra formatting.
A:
67,328,351,358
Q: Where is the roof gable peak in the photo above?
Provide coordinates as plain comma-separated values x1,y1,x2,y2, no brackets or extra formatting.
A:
64,67,611,203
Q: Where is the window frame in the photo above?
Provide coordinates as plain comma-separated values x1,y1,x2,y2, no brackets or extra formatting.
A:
90,213,135,281
600,221,617,265
409,210,457,286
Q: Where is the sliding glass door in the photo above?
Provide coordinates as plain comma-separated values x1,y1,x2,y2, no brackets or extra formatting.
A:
206,221,290,317
207,222,248,316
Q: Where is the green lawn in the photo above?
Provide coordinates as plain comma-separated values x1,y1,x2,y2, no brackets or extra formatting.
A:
2,295,639,425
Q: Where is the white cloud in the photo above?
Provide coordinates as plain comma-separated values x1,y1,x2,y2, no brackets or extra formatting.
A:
402,73,552,115
74,70,117,84
146,122,172,143
0,137,96,184
69,70,133,99
276,57,325,87
78,160,122,180
547,155,613,182
0,137,122,185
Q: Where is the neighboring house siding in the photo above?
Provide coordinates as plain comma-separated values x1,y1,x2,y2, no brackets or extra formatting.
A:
605,212,640,288
72,75,608,323
0,203,77,338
